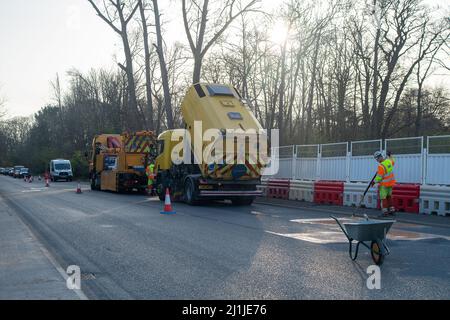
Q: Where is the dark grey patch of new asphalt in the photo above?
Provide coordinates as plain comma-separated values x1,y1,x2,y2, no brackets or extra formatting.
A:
0,175,449,300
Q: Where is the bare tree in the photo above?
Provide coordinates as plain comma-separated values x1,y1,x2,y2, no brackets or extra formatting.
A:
373,0,426,137
414,26,449,135
152,0,174,129
138,0,155,130
380,4,450,137
182,0,259,83
87,0,142,130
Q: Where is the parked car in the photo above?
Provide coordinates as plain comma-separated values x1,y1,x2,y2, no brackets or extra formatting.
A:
0,168,5,175
8,168,15,176
13,166,25,178
18,168,30,179
50,159,73,182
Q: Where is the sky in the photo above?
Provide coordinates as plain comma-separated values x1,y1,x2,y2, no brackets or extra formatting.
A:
0,0,448,118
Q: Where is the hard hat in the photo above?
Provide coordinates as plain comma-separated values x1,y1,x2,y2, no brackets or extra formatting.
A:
373,151,383,159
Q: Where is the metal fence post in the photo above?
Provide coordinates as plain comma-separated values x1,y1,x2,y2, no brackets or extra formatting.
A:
292,145,297,180
346,150,351,183
423,145,428,185
316,145,322,181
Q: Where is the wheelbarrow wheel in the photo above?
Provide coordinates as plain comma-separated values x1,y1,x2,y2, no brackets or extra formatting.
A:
371,240,385,266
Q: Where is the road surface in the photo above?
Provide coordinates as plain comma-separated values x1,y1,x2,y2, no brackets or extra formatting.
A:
1,175,449,299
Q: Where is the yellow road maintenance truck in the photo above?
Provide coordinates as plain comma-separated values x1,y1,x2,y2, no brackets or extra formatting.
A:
89,131,157,193
155,84,267,205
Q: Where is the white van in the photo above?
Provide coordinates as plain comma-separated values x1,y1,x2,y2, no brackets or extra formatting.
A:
50,159,73,182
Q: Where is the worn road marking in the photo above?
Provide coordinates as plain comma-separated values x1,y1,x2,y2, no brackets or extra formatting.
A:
22,188,43,193
99,225,116,228
290,218,353,225
266,218,450,244
266,230,348,244
267,228,450,244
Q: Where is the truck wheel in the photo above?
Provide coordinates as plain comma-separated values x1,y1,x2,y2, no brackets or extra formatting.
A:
90,175,100,191
156,183,166,201
232,197,254,206
184,178,198,205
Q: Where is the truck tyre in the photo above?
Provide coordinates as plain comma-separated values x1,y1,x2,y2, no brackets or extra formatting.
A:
155,182,166,201
231,197,255,206
90,174,100,191
184,178,198,205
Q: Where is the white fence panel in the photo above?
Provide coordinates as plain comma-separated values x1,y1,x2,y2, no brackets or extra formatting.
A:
320,157,347,181
350,139,382,182
385,137,423,184
390,154,422,184
295,158,317,180
262,135,450,184
426,135,450,185
349,156,377,182
275,158,293,179
426,154,450,185
319,143,348,181
264,146,294,178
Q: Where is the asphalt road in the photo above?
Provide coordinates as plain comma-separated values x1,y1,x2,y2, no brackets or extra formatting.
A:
1,175,449,299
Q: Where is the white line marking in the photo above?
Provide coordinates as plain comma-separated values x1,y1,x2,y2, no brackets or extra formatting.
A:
290,218,353,224
266,230,348,244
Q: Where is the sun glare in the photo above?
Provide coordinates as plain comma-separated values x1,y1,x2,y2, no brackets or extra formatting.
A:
270,21,289,45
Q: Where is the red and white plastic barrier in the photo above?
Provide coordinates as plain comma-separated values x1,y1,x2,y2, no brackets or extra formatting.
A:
419,185,450,216
257,178,269,197
343,182,378,209
377,184,420,214
289,180,314,202
257,179,449,217
267,179,290,200
314,181,344,206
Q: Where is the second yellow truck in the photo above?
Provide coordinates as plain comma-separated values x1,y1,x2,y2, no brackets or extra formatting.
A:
89,131,157,193
154,83,266,205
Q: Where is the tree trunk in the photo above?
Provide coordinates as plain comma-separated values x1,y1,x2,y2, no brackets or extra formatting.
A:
371,28,380,138
415,83,423,136
304,35,320,144
153,0,174,129
138,0,154,131
117,10,140,130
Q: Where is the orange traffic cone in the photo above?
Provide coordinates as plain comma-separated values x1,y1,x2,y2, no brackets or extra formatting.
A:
76,182,82,194
160,188,176,214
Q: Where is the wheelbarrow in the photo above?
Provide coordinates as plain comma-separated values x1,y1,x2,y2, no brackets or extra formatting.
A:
331,216,395,266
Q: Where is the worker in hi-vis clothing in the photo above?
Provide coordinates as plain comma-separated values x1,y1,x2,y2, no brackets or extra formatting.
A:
146,163,155,195
371,151,396,217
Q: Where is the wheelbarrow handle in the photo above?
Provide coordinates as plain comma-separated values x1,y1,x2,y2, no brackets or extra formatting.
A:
330,216,352,241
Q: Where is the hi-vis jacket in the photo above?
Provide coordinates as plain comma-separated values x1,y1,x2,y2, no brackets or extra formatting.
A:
375,158,396,187
146,164,155,185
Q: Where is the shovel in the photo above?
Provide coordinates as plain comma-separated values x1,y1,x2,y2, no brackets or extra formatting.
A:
352,172,377,218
